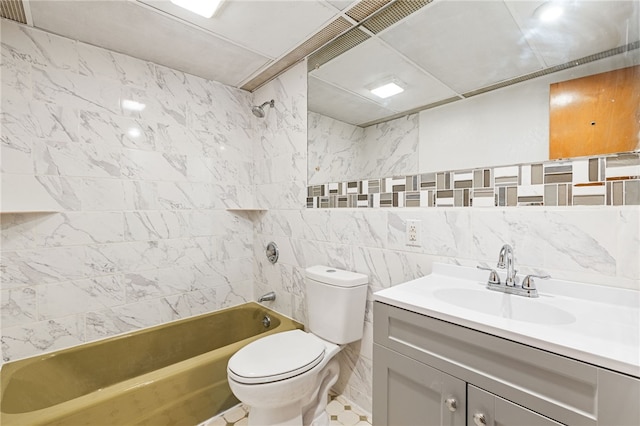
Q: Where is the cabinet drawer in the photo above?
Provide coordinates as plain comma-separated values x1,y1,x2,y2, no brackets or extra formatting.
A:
374,302,598,425
468,384,563,426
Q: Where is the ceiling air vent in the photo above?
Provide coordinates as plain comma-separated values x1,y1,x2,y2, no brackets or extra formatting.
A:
307,27,370,71
362,0,432,34
346,0,393,22
1,0,27,24
241,16,352,92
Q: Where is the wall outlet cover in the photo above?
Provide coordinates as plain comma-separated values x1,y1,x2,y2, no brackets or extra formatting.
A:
406,219,421,246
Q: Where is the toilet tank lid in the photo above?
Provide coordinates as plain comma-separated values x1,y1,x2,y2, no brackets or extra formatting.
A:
305,265,368,287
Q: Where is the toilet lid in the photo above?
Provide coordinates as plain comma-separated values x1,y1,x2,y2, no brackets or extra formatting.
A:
227,330,325,384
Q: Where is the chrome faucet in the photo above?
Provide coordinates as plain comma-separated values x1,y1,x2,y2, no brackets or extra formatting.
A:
477,244,550,298
497,244,517,286
258,291,276,303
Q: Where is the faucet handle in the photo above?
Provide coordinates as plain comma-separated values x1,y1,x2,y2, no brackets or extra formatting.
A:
522,273,550,290
477,265,500,285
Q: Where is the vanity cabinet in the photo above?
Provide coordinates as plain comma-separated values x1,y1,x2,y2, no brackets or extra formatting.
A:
373,302,640,426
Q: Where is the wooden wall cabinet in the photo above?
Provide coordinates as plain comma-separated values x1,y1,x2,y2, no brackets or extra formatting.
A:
549,65,640,159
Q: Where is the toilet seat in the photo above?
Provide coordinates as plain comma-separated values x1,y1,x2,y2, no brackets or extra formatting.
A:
228,330,326,384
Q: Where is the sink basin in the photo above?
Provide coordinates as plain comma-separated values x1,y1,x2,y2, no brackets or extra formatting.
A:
433,288,576,325
374,263,640,378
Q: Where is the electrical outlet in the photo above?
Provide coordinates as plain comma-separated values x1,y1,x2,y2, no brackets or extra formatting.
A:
406,219,421,246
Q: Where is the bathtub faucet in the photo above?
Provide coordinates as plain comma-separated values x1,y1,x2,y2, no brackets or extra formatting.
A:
258,291,276,303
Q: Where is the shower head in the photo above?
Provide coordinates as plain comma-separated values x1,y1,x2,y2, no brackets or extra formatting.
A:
251,99,275,118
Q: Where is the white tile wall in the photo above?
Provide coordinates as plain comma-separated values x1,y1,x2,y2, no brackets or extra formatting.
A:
307,111,418,185
1,20,254,362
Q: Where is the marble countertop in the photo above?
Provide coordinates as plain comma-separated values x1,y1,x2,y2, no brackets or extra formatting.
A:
374,263,640,378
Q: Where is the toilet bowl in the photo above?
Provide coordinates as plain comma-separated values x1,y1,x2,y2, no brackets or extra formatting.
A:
227,266,368,426
228,330,341,426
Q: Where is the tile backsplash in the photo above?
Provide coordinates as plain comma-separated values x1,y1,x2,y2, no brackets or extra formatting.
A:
307,152,640,209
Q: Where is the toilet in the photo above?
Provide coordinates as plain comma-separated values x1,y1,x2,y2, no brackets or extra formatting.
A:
227,265,368,426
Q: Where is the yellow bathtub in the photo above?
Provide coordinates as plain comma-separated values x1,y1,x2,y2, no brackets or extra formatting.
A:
1,302,302,425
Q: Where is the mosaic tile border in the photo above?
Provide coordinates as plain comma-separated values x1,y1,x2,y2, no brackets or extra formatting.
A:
307,152,640,208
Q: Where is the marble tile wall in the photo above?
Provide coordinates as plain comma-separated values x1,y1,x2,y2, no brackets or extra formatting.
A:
1,20,254,362
307,111,419,185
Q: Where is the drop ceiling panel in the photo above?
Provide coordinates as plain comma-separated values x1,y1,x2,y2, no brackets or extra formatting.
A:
506,0,640,67
308,75,395,126
380,0,543,94
29,0,270,87
310,37,459,111
138,0,339,59
326,0,356,11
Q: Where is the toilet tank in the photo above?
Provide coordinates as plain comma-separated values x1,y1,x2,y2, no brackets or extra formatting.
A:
305,265,368,345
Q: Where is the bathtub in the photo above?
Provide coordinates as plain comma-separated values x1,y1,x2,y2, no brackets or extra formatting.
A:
0,302,302,425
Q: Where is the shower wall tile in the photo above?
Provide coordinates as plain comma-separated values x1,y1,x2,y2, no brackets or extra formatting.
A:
78,42,154,88
0,20,78,71
1,213,38,251
34,139,122,178
32,66,121,115
1,315,85,363
38,276,126,320
2,98,79,143
35,212,124,247
1,287,37,328
1,20,253,362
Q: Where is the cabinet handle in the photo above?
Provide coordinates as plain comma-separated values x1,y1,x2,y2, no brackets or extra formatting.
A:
445,397,457,412
473,412,487,426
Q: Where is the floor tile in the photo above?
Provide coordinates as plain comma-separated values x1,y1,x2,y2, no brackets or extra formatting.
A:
337,410,361,426
205,394,371,426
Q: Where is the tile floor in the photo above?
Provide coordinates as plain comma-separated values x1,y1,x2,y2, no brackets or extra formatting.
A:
202,394,371,426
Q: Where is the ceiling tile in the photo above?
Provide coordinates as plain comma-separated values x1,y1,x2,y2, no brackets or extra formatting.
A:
308,76,395,126
310,37,459,111
29,0,270,87
325,0,356,11
380,0,543,94
506,0,640,67
139,0,339,59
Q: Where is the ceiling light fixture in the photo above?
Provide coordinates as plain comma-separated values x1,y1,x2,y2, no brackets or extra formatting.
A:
170,0,224,18
370,80,404,99
536,1,564,22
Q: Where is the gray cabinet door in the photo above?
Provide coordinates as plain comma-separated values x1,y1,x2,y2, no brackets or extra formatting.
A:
467,385,563,426
373,344,465,426
598,368,640,426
